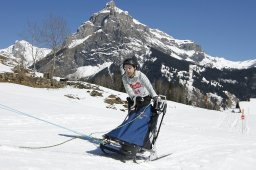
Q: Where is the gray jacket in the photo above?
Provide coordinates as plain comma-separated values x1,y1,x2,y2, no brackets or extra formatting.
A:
122,70,157,99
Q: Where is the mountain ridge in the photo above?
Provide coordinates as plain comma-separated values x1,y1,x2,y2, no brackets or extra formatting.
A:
1,1,256,108
0,40,51,70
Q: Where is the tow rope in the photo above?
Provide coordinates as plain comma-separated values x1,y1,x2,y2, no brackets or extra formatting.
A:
0,103,150,149
0,103,103,148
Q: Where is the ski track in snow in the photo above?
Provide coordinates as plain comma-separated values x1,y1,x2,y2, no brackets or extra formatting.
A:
0,83,256,170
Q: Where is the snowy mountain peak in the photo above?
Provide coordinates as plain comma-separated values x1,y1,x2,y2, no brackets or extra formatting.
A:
106,0,116,9
36,1,256,79
0,40,51,68
104,0,128,15
32,1,256,104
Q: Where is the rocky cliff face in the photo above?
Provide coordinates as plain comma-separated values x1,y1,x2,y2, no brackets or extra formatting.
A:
34,1,256,108
35,1,207,77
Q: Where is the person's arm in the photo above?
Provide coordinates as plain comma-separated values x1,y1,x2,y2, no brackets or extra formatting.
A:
140,72,157,97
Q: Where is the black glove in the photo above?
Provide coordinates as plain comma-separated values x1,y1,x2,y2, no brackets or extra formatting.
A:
153,96,161,110
136,96,144,103
153,96,159,103
126,97,133,104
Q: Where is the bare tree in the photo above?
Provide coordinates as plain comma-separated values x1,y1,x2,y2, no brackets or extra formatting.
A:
17,51,26,72
24,21,41,75
40,14,70,77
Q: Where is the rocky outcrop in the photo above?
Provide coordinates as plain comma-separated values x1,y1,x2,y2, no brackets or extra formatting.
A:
33,1,256,108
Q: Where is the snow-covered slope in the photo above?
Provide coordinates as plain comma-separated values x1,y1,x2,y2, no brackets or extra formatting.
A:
239,98,256,115
0,82,256,170
200,53,256,69
0,63,13,73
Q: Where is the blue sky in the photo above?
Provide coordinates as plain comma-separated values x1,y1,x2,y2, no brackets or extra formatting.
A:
0,0,255,61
